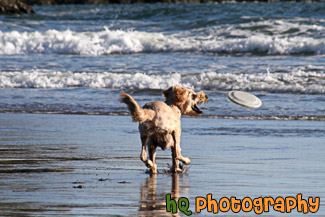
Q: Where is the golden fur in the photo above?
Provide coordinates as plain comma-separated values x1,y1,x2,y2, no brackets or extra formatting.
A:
120,86,208,173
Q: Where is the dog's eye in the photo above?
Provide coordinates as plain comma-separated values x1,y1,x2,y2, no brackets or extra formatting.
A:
192,94,197,100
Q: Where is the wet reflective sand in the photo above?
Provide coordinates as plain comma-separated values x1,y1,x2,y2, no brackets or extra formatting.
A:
0,113,324,216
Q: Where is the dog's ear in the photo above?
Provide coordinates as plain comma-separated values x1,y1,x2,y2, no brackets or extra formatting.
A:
173,86,187,103
163,86,173,99
170,86,188,102
163,86,188,104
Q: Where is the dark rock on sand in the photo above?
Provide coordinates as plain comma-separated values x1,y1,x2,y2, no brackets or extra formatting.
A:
0,0,35,14
20,0,323,5
23,0,109,4
22,0,204,4
19,0,259,4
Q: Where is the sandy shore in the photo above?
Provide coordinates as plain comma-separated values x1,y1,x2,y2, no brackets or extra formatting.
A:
0,113,324,216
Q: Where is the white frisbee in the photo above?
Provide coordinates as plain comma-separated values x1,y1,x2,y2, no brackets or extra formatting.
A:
227,91,262,108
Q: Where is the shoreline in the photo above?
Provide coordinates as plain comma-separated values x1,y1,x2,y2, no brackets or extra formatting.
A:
0,110,324,121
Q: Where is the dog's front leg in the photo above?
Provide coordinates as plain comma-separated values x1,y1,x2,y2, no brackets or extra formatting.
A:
171,131,191,173
175,130,191,165
140,135,154,169
171,131,183,173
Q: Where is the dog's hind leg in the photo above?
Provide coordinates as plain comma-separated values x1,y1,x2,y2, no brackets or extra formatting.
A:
148,141,157,174
140,135,154,169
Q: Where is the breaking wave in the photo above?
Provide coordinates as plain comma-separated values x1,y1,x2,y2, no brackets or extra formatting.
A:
1,66,324,94
0,26,324,56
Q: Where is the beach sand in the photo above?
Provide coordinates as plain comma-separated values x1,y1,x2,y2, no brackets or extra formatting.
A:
0,113,324,216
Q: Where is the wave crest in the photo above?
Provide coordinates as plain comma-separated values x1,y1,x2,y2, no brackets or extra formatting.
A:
0,27,324,56
1,67,324,94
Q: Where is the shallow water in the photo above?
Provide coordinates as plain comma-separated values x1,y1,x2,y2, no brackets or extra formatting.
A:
0,113,324,216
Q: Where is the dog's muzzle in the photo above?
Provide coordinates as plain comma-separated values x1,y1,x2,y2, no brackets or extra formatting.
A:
192,104,202,114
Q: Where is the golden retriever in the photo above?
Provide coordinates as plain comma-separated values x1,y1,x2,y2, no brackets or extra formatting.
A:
120,86,208,173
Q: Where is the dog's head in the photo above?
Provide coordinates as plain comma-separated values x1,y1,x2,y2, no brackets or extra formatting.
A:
163,86,208,116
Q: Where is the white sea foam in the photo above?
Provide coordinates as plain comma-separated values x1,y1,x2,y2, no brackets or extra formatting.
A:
186,68,325,94
0,70,182,89
1,67,324,94
0,25,324,55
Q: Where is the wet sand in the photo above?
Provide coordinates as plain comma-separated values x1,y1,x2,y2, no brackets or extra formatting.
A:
0,113,324,216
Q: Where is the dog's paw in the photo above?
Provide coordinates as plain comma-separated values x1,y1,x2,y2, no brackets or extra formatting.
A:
177,156,191,165
182,157,191,165
145,167,158,174
147,160,154,168
151,168,158,174
169,166,183,173
171,168,183,173
165,163,190,174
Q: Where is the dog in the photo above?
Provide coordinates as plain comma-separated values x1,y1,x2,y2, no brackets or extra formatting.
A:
120,86,208,173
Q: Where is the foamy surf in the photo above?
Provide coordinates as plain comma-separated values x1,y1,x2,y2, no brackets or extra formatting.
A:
0,3,324,123
0,26,324,56
1,67,324,94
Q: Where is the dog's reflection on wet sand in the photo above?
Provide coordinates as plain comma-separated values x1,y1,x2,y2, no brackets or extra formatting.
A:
139,173,188,216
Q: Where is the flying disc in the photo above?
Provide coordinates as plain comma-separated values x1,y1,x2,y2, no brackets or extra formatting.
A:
227,91,262,108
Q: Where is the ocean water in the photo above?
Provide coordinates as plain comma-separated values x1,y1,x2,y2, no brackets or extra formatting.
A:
0,3,325,216
0,2,324,120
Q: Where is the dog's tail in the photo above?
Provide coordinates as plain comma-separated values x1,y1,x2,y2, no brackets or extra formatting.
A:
120,91,155,123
